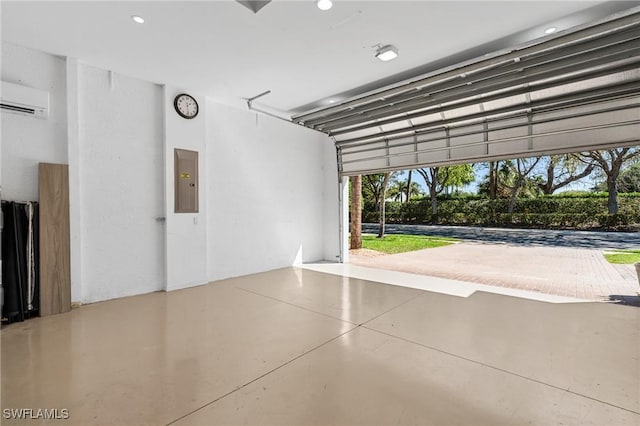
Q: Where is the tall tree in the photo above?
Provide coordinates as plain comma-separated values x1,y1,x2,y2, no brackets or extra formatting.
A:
405,181,424,200
417,164,474,218
349,175,362,250
362,174,387,210
537,155,595,195
387,175,423,202
445,164,475,193
417,167,447,216
488,161,499,200
478,162,504,198
387,178,407,202
617,162,640,193
405,170,413,203
503,157,542,213
377,172,392,238
580,148,640,213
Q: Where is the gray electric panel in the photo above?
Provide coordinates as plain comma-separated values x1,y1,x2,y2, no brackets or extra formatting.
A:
174,148,199,213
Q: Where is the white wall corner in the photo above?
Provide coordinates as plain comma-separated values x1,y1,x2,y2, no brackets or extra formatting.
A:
322,139,341,263
340,176,349,264
66,57,82,303
162,87,170,291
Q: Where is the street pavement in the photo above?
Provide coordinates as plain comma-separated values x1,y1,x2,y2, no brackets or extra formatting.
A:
362,223,640,250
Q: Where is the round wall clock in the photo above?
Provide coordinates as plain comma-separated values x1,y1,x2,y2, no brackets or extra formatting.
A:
174,93,199,119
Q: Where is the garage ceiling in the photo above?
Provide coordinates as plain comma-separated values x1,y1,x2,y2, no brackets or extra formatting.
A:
2,1,637,114
294,7,640,175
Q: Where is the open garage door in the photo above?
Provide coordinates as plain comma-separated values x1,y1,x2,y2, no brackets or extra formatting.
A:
293,8,640,176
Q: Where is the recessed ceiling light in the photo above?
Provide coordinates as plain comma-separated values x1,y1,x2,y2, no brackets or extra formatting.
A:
544,27,557,34
328,99,336,104
375,45,398,62
316,0,333,11
131,15,145,24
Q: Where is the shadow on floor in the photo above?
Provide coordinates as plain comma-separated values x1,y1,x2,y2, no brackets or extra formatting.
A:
606,295,640,307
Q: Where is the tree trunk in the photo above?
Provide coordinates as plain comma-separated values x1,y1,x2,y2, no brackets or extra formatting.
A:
489,161,497,200
430,188,438,214
349,175,362,249
377,172,391,238
607,175,619,214
606,157,624,214
378,199,386,238
429,189,438,224
507,178,521,214
543,159,555,195
405,170,412,203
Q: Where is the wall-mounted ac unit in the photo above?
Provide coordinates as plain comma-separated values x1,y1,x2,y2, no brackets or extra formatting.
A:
1,81,49,119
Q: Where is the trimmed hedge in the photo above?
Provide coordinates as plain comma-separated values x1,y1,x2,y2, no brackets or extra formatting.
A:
363,195,640,230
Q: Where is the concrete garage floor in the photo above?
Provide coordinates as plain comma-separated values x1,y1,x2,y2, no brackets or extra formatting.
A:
354,225,640,304
2,268,639,425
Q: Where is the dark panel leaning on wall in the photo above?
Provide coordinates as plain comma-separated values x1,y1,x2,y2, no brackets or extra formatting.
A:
1,201,40,324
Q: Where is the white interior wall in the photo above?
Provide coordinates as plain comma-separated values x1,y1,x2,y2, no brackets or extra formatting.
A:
77,65,165,302
206,101,334,282
2,42,342,305
163,86,208,291
1,42,67,201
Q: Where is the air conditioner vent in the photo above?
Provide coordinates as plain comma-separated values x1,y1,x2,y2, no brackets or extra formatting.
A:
0,81,49,119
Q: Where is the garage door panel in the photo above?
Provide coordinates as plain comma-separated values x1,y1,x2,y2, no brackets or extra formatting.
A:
389,139,418,169
416,137,449,164
447,124,484,159
489,138,530,157
533,122,640,152
488,117,530,152
410,112,443,127
379,121,413,133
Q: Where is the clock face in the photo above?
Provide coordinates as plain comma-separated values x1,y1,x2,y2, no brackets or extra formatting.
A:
174,94,199,119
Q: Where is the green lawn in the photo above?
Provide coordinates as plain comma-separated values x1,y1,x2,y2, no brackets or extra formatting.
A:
361,234,457,254
604,249,640,264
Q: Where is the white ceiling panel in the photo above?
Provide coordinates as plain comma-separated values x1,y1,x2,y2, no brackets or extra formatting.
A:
2,1,634,113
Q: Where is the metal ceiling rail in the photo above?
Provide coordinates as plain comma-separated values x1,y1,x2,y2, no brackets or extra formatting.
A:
330,65,640,138
328,76,637,141
305,29,640,130
340,102,640,157
321,56,640,133
317,47,640,133
292,9,640,125
335,79,640,147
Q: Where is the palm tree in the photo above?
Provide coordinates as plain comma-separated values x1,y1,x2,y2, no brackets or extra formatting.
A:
387,172,424,202
387,178,408,202
349,175,362,249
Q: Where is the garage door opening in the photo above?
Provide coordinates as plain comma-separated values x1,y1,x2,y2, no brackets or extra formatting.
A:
343,149,640,305
292,8,640,304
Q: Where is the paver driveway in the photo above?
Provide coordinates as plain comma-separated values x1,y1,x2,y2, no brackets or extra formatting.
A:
354,224,640,304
